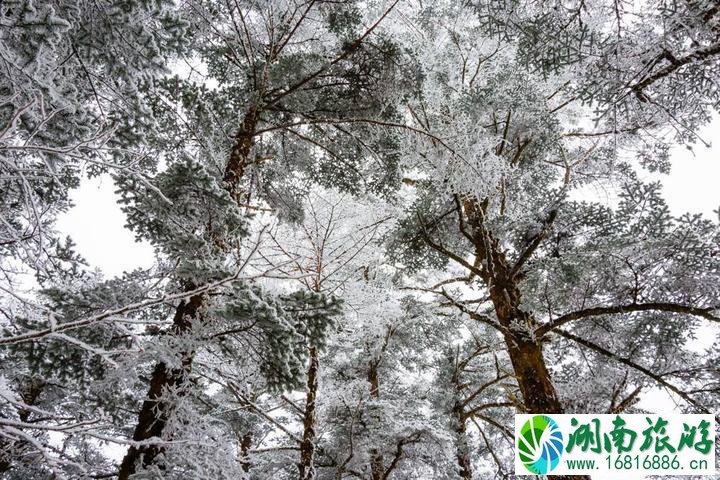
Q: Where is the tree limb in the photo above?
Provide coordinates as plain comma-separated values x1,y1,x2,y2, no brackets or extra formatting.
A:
510,209,557,278
553,329,712,415
536,302,720,337
631,42,720,99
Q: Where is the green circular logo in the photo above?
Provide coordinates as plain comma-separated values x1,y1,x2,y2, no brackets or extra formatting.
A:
518,415,564,474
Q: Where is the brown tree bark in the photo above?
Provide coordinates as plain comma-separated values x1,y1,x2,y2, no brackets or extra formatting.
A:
298,346,319,480
493,297,563,414
453,404,473,480
118,105,261,479
117,294,202,479
461,200,564,414
223,105,262,201
451,371,473,480
459,201,588,480
0,445,8,473
367,360,385,480
239,432,252,473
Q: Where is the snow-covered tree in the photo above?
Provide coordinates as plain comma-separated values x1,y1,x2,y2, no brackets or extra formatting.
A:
1,0,719,478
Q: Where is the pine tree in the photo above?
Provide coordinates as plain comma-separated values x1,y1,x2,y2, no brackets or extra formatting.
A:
1,0,720,478
112,1,412,476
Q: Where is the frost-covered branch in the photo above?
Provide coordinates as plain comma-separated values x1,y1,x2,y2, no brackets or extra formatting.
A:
554,328,715,416
537,302,720,337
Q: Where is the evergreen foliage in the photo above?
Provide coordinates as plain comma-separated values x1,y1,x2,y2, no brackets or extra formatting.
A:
1,0,719,478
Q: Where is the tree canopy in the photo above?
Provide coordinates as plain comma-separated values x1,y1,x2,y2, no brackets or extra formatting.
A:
1,0,719,478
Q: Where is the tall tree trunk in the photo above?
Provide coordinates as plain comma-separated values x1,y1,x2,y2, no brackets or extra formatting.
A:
504,331,563,412
367,361,385,480
489,288,563,414
118,106,261,478
118,295,202,479
298,346,319,480
449,362,472,479
453,404,473,480
224,105,262,201
462,202,588,480
451,380,472,480
463,200,563,414
0,446,8,473
239,431,252,473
